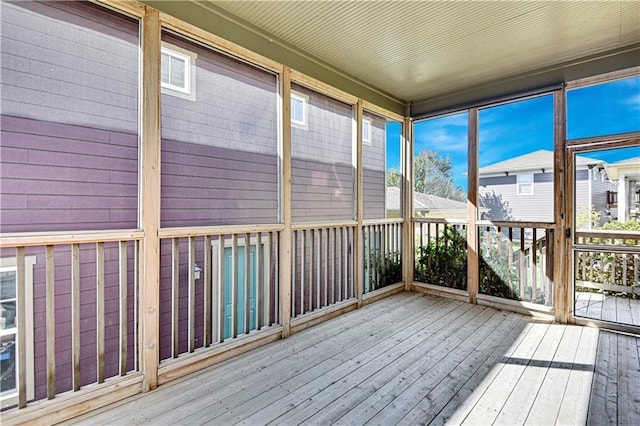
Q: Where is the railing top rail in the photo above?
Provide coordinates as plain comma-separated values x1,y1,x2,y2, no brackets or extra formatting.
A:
362,218,404,225
159,224,284,238
0,229,145,248
576,230,640,241
574,243,640,254
412,218,468,225
476,220,555,230
291,221,357,231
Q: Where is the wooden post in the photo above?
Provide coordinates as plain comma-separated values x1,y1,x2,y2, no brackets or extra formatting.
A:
279,67,293,337
553,88,569,323
140,6,161,391
355,100,364,306
467,108,479,303
402,116,414,290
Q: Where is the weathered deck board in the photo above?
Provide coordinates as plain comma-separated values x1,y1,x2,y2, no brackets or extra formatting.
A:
72,292,639,426
574,291,640,327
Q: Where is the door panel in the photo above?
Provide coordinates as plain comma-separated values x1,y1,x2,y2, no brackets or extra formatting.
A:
223,245,257,339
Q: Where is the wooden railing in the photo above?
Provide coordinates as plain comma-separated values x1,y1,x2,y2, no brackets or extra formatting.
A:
363,219,403,293
575,230,640,295
290,222,356,317
0,230,143,409
413,218,468,291
478,222,554,306
158,225,282,361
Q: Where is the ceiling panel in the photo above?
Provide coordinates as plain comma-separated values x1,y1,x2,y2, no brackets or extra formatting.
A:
209,0,639,103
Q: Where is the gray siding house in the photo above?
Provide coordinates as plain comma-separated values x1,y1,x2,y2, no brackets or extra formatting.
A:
478,149,612,225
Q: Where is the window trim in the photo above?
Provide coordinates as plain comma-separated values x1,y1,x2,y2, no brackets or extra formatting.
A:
516,172,534,195
0,256,36,409
290,91,308,129
161,42,197,101
362,117,372,146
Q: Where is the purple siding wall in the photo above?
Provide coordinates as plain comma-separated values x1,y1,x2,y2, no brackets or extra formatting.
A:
291,84,354,223
363,113,387,220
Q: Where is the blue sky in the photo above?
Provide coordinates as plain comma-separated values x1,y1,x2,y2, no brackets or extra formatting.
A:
396,74,640,193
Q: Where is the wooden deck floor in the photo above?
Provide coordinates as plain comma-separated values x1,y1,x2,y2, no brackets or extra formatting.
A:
574,291,640,327
71,292,640,425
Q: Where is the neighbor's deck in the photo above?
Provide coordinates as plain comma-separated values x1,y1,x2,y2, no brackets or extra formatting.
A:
73,292,640,425
574,291,640,327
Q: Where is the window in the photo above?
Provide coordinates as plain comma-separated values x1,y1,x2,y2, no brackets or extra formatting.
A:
291,91,308,128
362,118,372,146
517,173,534,195
0,256,35,409
161,43,196,100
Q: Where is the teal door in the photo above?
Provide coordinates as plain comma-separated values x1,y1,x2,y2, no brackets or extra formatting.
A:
223,245,257,339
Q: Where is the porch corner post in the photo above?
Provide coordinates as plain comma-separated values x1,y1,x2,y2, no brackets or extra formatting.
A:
553,88,569,323
402,116,414,290
280,66,293,338
140,6,161,391
355,100,364,307
467,108,479,304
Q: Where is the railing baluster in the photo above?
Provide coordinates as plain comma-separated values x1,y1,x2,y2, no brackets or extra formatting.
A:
171,238,179,358
330,227,336,304
316,229,321,309
519,228,526,299
291,230,296,317
46,245,56,398
204,235,212,347
16,247,27,407
71,243,81,391
119,241,128,375
343,226,349,299
96,242,105,383
323,228,328,307
256,232,263,330
244,233,250,334
267,232,274,326
188,236,196,351
218,235,226,343
301,229,306,313
309,229,315,312
336,227,342,302
532,228,537,304
232,234,238,339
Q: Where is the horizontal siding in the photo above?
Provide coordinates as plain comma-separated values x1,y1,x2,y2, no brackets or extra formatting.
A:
479,173,554,222
0,116,138,233
1,1,139,134
160,32,278,156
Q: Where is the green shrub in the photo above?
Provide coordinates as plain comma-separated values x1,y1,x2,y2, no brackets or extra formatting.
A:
368,251,402,291
414,226,467,290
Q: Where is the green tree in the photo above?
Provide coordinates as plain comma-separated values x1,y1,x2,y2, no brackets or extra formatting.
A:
386,149,466,202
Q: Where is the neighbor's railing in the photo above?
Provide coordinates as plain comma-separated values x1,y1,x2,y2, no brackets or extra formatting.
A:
0,230,142,409
158,225,282,361
574,230,640,295
363,219,403,293
478,222,554,306
291,222,356,318
413,218,468,291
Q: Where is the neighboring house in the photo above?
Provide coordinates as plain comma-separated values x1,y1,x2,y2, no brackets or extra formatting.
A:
478,149,614,224
385,187,468,219
603,156,640,222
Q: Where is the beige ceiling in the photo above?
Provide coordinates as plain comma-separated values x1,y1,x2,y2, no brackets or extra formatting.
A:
207,0,640,105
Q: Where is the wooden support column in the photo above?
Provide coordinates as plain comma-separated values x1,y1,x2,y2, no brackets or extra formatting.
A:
467,108,479,304
402,116,414,290
140,6,161,391
355,100,364,307
279,67,293,338
554,87,569,323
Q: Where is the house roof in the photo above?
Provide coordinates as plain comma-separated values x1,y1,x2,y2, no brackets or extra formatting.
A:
386,187,468,213
604,156,640,181
478,149,605,175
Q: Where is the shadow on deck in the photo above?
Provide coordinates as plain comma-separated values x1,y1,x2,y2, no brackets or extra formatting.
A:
72,292,640,425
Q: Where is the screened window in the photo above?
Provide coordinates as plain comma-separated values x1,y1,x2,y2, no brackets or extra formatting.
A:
362,118,372,146
291,91,308,127
161,43,196,99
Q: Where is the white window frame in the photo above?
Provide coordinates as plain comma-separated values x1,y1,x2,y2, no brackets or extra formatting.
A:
362,117,372,146
161,42,197,101
0,256,36,409
290,91,308,129
517,172,534,195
